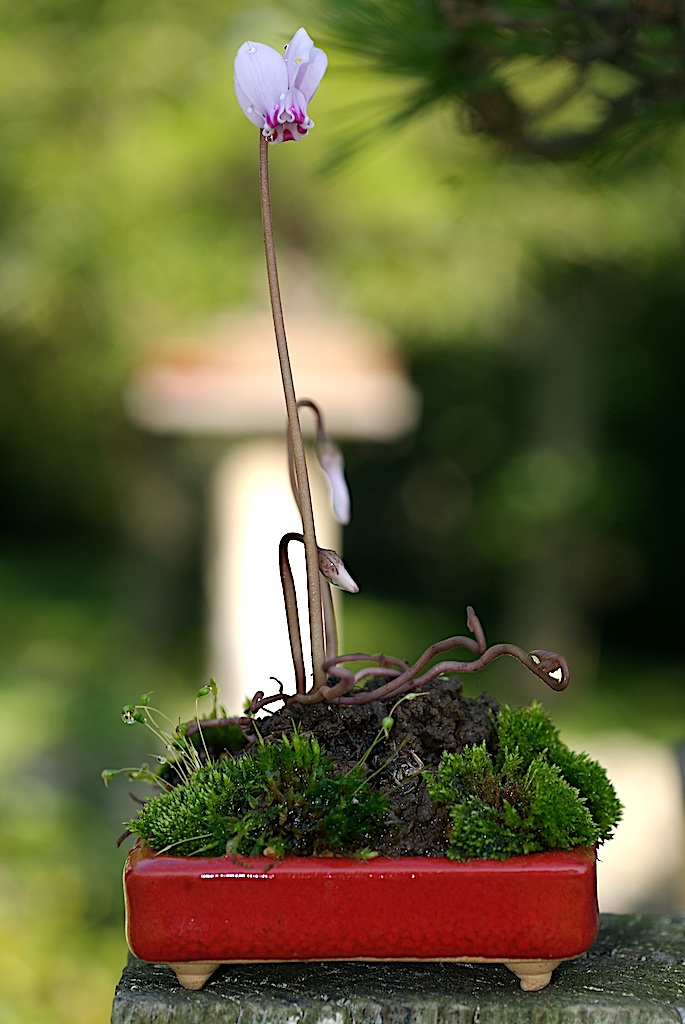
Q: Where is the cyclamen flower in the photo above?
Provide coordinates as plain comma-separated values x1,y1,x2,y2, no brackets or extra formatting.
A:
234,28,327,144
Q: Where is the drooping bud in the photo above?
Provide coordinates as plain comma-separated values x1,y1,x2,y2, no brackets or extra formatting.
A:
317,547,359,593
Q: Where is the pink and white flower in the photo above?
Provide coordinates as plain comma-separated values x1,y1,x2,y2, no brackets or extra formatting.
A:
234,28,328,144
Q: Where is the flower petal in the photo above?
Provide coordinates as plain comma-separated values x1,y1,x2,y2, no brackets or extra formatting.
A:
295,50,328,103
285,28,328,101
284,28,314,76
316,439,351,525
234,41,288,127
233,75,264,128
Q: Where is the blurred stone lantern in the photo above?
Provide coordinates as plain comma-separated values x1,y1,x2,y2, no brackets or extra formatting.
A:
125,311,419,713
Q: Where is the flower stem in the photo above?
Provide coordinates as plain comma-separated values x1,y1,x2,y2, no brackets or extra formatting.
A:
259,135,326,693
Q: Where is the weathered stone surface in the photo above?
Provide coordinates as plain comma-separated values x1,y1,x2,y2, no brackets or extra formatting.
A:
111,914,685,1024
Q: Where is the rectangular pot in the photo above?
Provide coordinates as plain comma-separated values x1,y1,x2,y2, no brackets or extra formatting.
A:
124,844,599,991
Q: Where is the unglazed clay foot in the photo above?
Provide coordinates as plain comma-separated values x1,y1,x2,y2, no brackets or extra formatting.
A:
504,958,563,991
167,961,220,990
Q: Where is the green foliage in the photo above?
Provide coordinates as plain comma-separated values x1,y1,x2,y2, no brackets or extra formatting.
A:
128,731,388,858
425,702,622,860
497,702,624,842
313,0,685,160
496,702,560,765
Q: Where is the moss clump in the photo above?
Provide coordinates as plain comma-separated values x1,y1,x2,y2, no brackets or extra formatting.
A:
127,731,388,858
425,702,622,861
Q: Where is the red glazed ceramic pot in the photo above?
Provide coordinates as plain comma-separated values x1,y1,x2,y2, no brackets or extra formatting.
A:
124,844,599,992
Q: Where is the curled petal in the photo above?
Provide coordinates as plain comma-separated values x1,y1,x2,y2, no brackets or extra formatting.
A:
318,548,359,593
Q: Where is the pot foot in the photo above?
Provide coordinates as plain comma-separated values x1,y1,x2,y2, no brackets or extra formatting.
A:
504,958,562,991
167,961,219,990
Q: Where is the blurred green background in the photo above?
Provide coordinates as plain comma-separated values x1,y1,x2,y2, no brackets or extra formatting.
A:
2,1,685,1021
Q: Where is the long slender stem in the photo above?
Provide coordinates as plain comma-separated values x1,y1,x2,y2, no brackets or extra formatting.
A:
279,533,306,694
259,135,326,692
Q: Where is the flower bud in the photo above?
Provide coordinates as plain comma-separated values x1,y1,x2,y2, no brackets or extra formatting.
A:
317,547,359,593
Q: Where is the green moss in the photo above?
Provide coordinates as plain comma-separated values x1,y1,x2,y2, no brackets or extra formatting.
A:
124,700,621,862
127,730,388,858
496,702,623,843
425,702,622,861
496,702,559,766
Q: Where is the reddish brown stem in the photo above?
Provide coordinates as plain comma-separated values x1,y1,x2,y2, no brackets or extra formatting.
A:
259,135,325,692
248,606,570,712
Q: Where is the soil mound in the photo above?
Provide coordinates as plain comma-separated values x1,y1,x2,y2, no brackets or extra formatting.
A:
253,678,499,857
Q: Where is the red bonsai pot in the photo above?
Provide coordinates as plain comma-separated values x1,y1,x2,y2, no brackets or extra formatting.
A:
124,843,599,992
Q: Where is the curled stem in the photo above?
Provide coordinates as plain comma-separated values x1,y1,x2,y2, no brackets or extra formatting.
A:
259,134,326,691
289,398,351,525
278,532,308,694
279,532,340,695
248,606,570,712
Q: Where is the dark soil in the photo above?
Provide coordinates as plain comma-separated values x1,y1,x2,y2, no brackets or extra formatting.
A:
246,678,499,857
